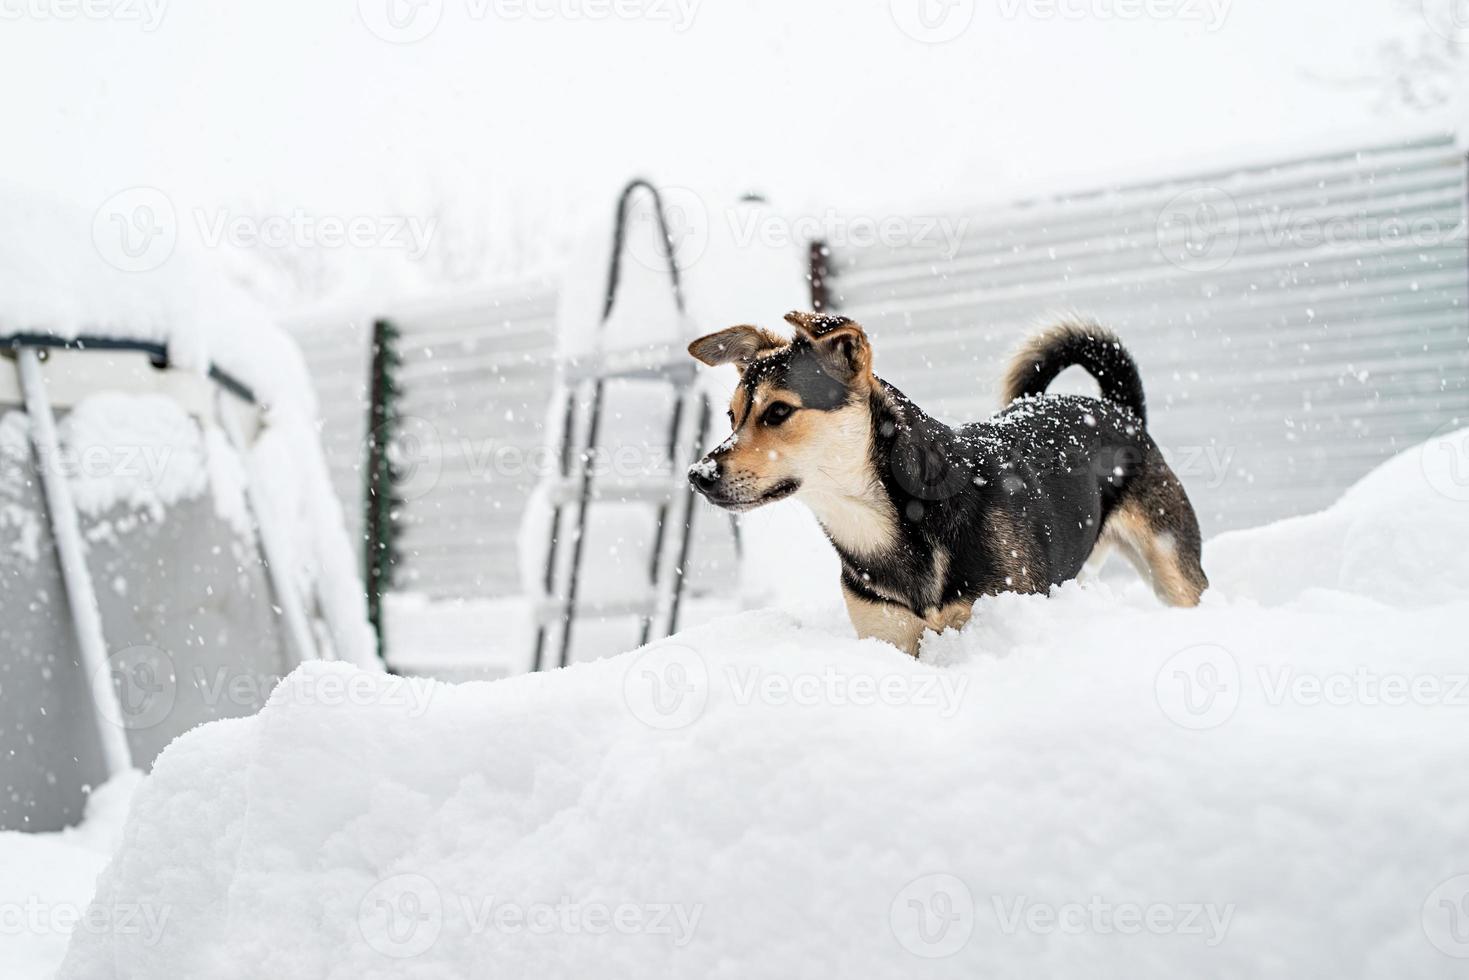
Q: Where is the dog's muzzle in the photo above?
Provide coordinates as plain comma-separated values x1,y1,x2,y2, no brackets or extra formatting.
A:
687,457,720,496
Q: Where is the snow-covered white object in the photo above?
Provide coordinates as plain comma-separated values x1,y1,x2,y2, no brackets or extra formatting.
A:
55,431,1469,978
0,181,376,667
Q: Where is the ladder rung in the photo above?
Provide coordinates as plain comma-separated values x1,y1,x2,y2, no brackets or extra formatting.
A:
534,595,659,624
560,345,698,384
546,476,683,507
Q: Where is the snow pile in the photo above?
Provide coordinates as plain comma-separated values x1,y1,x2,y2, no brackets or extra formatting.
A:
0,772,143,980
1206,424,1469,608
58,434,1469,978
0,183,314,413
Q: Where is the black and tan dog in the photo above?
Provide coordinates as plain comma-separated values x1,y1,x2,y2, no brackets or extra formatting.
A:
686,312,1207,656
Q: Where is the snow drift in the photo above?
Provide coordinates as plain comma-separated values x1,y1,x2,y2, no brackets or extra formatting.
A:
60,432,1469,979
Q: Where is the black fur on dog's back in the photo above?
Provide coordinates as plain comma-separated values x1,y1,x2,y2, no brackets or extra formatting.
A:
1002,319,1147,425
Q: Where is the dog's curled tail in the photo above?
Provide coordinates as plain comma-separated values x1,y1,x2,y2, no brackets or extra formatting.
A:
1000,319,1147,425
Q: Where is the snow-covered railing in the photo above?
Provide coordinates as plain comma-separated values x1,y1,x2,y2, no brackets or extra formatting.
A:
826,129,1469,534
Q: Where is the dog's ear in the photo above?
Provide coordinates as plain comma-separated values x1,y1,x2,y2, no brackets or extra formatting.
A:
784,311,872,384
688,325,786,373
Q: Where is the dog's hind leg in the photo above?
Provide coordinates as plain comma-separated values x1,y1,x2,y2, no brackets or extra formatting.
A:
1102,454,1208,607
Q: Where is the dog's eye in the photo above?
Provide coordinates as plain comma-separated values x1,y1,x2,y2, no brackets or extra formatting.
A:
761,402,795,426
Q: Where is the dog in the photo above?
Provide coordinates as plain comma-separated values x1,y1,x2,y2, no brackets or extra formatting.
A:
686,311,1207,656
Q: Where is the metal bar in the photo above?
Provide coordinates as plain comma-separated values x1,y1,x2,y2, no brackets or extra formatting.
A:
15,347,134,777
556,377,606,668
667,394,711,636
602,179,688,323
638,395,686,646
532,382,581,672
362,319,398,655
0,332,257,404
216,392,324,667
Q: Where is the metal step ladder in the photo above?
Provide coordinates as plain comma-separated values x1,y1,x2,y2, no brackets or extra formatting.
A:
531,180,716,671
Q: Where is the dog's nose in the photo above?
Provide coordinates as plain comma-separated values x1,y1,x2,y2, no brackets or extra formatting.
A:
688,458,720,495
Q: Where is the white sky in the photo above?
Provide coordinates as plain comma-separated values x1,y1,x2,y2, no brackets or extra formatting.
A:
0,0,1429,293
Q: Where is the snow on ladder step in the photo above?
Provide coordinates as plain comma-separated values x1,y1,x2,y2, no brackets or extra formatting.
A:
532,594,659,625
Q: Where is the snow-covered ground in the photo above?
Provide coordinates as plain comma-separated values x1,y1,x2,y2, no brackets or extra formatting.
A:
6,428,1467,979
0,774,142,979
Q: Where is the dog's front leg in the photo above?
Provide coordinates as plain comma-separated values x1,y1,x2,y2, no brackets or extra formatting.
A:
842,586,926,657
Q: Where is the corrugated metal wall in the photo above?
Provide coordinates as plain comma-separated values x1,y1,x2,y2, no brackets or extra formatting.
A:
826,131,1469,534
289,281,560,600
